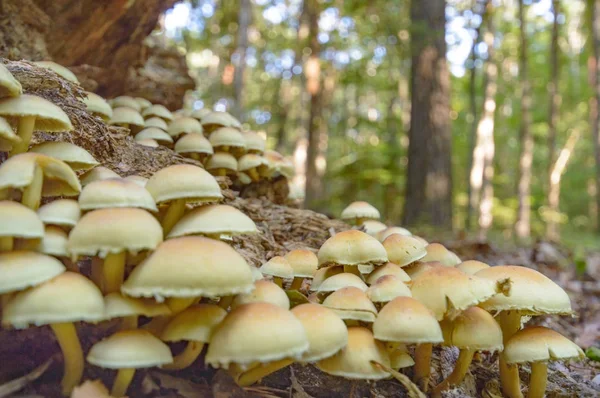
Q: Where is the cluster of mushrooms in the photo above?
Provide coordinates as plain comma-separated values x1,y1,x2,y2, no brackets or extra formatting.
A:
0,61,585,398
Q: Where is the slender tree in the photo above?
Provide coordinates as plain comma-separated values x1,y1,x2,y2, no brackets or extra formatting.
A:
592,0,600,232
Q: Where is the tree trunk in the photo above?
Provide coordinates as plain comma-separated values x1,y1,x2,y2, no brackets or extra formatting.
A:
592,0,600,232
232,0,251,120
516,0,534,239
403,0,452,227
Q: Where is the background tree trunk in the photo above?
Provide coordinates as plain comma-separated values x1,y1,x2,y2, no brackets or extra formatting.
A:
403,0,452,227
592,0,600,232
232,0,251,120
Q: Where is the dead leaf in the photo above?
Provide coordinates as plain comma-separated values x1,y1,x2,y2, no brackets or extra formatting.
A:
371,361,426,398
0,357,53,398
212,369,247,398
148,371,211,398
71,380,117,398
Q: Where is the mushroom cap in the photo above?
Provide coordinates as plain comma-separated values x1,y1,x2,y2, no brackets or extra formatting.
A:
259,256,294,279
144,116,168,131
322,286,377,322
142,104,173,121
456,260,490,275
2,272,104,328
135,97,152,109
0,63,22,98
285,249,318,278
476,265,572,315
232,280,290,310
366,262,411,285
382,234,427,267
317,272,368,293
82,92,112,120
190,108,211,120
30,141,99,171
161,304,227,343
206,302,309,368
243,131,266,154
421,243,460,266
441,306,503,351
37,199,80,228
35,225,68,257
108,107,145,127
78,178,157,212
0,251,66,294
167,117,203,137
0,200,44,239
310,265,343,291
411,266,498,320
361,220,387,236
0,153,81,197
291,303,348,362
202,111,242,129
122,236,254,300
503,326,585,365
109,96,141,112
135,127,173,145
87,329,173,369
0,94,73,132
318,230,388,268
341,201,380,221
67,208,163,259
238,154,267,172
404,261,443,279
167,204,257,238
124,175,148,187
316,327,390,380
209,127,246,149
174,133,213,155
389,345,415,369
103,293,171,320
378,226,412,241
137,138,159,148
206,152,238,172
250,266,264,281
0,116,20,151
79,167,121,187
146,164,222,204
33,61,79,83
367,275,412,303
264,150,294,178
373,296,443,344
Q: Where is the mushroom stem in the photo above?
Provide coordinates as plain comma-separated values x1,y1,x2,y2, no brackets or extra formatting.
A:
91,258,104,289
218,295,234,309
10,115,35,156
247,168,260,182
142,316,170,336
290,277,303,290
103,252,127,294
63,258,79,273
343,265,362,277
221,145,230,152
161,198,186,236
111,368,135,397
431,349,475,397
344,319,360,327
162,341,204,370
355,217,367,225
414,343,433,392
236,358,294,387
498,311,524,398
527,362,547,398
273,277,283,288
50,322,83,395
190,153,200,161
166,297,197,314
120,315,138,331
21,165,43,210
0,236,13,252
216,168,226,177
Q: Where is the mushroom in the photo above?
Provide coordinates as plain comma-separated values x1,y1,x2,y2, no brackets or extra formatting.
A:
209,127,247,157
285,249,318,290
263,150,295,179
0,94,73,156
33,61,79,83
82,92,113,121
123,175,148,187
206,152,238,177
29,142,99,171
322,286,378,325
79,167,121,187
0,63,22,98
340,201,381,225
2,272,104,395
503,326,584,398
167,116,203,140
361,219,388,236
201,111,242,134
378,226,412,241
317,272,368,294
136,138,159,148
87,330,172,397
103,292,171,330
37,199,81,232
78,178,157,212
382,234,428,267
135,127,174,147
144,116,168,131
0,200,44,251
366,262,411,285
242,131,266,155
190,108,211,121
142,104,173,122
231,280,290,310
174,133,214,163
309,265,343,292
367,275,412,309
108,107,144,133
0,116,21,152
160,304,227,370
421,243,461,266
109,96,142,112
456,259,490,275
259,256,294,287
29,226,74,271
145,164,222,236
135,97,152,110
238,154,268,182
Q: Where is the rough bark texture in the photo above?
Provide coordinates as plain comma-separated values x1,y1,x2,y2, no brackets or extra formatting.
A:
232,0,251,120
592,0,600,232
404,0,452,227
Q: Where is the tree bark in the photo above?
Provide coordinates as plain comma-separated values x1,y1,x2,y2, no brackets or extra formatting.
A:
592,0,600,232
403,0,452,227
516,0,534,239
232,0,251,120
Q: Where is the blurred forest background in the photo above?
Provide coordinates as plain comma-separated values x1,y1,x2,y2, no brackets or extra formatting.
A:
159,0,599,252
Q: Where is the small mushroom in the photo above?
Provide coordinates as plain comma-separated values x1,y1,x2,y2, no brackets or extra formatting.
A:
231,280,290,310
259,256,294,287
167,116,203,140
206,152,238,177
33,61,79,83
382,234,428,267
109,96,141,112
82,92,112,121
322,286,378,326
142,104,173,122
340,201,381,225
174,132,213,163
0,200,44,251
29,142,99,171
0,63,22,98
285,249,318,290
135,127,174,147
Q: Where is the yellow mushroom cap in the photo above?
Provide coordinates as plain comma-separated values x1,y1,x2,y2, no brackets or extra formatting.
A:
285,249,318,278
0,63,22,98
146,164,222,204
167,117,203,137
67,208,163,259
476,265,572,315
202,111,242,129
135,128,174,145
190,108,211,120
373,297,443,344
441,307,503,352
317,272,368,293
33,61,79,83
378,226,412,241
87,329,173,369
142,104,173,122
0,251,65,294
0,94,73,132
382,234,427,267
232,280,290,310
310,265,343,291
137,138,159,148
206,152,238,172
367,275,412,303
243,131,266,154
124,175,148,187
0,200,44,239
109,107,144,127
103,293,171,321
209,127,246,149
35,225,68,257
135,97,152,109
122,236,254,300
109,96,141,112
144,116,168,131
0,116,20,151
317,327,390,380
318,230,388,268
206,302,309,368
37,199,81,229
366,262,411,285
79,167,121,187
238,154,267,172
161,304,227,343
456,260,490,275
263,150,294,178
0,153,81,197
404,261,443,279
2,272,104,328
82,92,112,120
259,256,294,279
29,142,99,171
322,286,377,322
341,201,380,221
167,204,257,238
250,266,264,281
291,303,348,362
421,243,460,266
503,326,585,365
78,178,157,212
389,345,415,369
174,133,213,155
361,220,387,236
